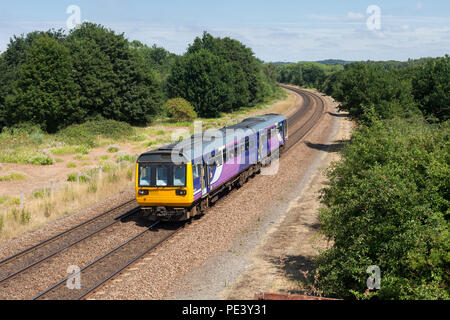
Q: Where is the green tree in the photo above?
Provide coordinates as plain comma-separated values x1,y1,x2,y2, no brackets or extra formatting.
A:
412,55,450,121
66,23,163,125
4,35,80,133
317,118,449,300
166,50,237,117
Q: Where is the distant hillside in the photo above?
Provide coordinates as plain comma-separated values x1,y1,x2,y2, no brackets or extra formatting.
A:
316,59,353,65
271,59,353,66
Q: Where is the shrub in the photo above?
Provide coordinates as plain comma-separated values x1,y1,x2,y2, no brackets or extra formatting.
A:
67,173,88,183
57,118,135,147
317,118,449,300
20,210,31,224
75,145,90,155
32,189,50,199
164,98,197,122
67,163,76,168
27,154,53,165
107,146,119,153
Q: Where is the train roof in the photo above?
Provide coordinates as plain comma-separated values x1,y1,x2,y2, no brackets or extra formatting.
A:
138,113,286,163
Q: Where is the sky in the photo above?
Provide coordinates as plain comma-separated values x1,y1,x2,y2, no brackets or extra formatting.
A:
0,0,449,62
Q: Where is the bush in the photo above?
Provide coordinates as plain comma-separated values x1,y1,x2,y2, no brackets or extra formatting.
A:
164,98,197,122
57,118,134,147
317,118,449,300
27,154,53,165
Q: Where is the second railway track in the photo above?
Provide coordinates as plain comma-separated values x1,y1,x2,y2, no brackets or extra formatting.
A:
0,199,139,286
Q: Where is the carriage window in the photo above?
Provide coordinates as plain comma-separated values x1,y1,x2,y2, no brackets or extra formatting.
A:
156,166,169,186
234,143,239,156
139,165,151,187
268,129,272,139
249,137,255,149
245,138,250,151
174,166,186,187
241,141,245,153
192,163,200,179
223,149,227,163
216,152,223,166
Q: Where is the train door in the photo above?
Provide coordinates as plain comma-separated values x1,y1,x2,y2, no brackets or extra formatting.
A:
201,161,209,197
244,137,250,166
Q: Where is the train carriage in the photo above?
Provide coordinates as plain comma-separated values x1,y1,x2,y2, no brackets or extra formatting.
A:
136,114,288,221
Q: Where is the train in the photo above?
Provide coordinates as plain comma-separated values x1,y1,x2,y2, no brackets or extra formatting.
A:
135,113,288,221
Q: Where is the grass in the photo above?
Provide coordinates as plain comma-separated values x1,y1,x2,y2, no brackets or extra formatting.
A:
67,163,77,168
50,146,76,156
107,146,119,153
0,161,136,239
0,173,27,181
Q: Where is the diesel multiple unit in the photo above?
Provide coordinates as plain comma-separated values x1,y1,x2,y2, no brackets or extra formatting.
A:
136,114,288,221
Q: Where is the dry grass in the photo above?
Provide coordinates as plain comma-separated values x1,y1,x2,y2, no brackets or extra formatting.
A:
0,162,135,240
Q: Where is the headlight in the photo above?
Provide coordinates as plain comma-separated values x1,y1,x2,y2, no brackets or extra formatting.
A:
176,190,187,196
139,190,149,196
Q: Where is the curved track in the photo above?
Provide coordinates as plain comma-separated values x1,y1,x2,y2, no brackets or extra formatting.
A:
281,85,326,153
1,86,326,300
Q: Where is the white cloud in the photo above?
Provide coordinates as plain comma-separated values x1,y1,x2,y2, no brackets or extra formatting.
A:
347,12,365,20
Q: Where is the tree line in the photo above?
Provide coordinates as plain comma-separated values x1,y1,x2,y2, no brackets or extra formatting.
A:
279,57,449,299
0,23,280,133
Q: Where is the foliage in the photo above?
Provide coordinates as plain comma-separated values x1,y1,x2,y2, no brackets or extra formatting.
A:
3,35,79,133
317,117,450,300
0,23,164,132
167,32,281,117
412,55,450,121
164,98,197,122
277,62,344,89
330,63,419,122
56,117,134,147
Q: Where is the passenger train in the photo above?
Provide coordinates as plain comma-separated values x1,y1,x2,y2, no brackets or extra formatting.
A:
136,114,288,221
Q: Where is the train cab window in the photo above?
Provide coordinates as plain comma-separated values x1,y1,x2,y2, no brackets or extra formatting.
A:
278,123,284,134
155,166,169,187
139,164,151,187
174,165,186,187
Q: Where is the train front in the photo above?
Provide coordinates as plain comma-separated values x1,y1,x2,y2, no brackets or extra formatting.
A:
136,151,194,221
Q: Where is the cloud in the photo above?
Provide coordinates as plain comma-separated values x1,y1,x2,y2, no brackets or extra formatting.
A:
347,12,365,20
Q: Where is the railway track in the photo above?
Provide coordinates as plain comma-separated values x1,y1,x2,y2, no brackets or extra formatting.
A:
281,85,326,153
1,86,325,300
33,221,182,300
0,199,139,286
